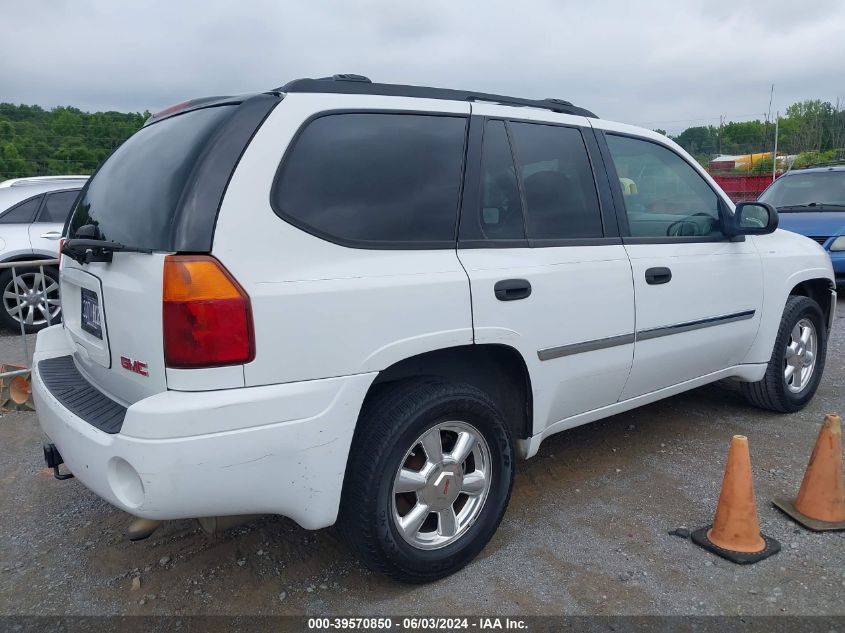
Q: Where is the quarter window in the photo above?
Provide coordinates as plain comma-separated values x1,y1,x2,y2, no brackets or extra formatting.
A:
273,113,467,246
605,134,724,238
508,122,603,240
0,196,42,224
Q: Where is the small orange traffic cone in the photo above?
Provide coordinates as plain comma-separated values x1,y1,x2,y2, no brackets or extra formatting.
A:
773,414,845,531
691,435,780,564
0,364,35,411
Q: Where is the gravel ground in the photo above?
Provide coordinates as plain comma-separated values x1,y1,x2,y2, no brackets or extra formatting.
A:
0,298,843,617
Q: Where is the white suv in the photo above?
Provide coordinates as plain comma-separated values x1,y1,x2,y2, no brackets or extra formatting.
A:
32,76,836,582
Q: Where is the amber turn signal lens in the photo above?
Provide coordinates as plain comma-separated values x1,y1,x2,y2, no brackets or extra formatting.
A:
163,256,244,302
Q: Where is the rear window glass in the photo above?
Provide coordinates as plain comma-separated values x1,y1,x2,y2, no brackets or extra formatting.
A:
68,106,235,250
272,113,467,246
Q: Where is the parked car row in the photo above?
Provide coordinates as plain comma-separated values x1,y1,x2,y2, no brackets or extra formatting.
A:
0,176,87,332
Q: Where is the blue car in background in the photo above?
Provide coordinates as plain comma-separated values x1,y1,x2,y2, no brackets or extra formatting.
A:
759,165,845,287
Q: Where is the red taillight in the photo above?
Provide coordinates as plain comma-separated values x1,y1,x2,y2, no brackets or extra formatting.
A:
162,255,254,368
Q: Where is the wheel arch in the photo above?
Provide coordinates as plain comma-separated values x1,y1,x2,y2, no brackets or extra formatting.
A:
789,277,835,329
0,252,58,264
363,343,534,443
742,268,835,365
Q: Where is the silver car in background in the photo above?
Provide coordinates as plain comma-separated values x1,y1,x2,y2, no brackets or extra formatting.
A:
0,176,88,332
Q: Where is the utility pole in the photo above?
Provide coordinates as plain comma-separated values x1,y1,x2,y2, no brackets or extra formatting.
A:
767,84,775,163
773,111,780,183
767,84,774,125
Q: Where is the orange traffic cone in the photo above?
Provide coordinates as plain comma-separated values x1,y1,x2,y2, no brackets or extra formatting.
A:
773,414,845,531
0,364,35,411
691,435,780,564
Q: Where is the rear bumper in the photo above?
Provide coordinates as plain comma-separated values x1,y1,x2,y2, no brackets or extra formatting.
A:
32,325,376,529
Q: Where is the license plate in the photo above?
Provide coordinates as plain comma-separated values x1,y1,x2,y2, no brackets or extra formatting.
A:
80,288,102,339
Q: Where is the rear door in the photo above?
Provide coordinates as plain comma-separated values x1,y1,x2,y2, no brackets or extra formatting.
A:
457,107,635,434
598,130,763,398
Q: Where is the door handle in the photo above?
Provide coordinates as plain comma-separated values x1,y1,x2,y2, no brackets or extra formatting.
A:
494,279,532,301
40,231,63,240
645,267,672,285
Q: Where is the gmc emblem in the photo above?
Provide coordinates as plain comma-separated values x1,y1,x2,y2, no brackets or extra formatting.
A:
120,356,149,377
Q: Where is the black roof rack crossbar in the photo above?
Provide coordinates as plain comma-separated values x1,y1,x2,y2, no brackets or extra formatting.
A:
275,75,597,118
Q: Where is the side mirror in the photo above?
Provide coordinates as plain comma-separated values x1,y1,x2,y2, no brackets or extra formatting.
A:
731,202,778,236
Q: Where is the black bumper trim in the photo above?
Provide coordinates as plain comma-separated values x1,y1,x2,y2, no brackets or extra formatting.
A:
38,355,126,434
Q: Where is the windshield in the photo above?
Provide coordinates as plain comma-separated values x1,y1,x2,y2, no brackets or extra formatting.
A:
759,171,845,209
67,105,235,250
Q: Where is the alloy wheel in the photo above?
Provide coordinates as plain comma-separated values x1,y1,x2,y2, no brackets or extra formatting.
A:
3,271,61,327
391,421,492,550
784,318,817,393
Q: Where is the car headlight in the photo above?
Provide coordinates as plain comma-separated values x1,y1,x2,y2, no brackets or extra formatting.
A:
830,236,845,251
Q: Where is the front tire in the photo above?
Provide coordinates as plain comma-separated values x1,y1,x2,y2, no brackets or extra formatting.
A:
338,378,514,583
0,266,62,333
741,295,828,413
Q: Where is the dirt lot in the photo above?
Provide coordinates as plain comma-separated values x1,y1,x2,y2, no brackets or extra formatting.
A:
1,298,843,618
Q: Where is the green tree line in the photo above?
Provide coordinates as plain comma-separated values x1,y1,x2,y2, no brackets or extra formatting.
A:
1,98,843,182
0,103,147,181
669,99,845,170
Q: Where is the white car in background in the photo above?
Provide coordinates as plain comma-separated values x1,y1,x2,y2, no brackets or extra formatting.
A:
0,176,87,332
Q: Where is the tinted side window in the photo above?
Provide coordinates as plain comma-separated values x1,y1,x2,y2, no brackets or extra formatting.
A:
0,196,42,224
274,113,467,245
508,123,603,240
605,134,723,238
477,120,524,240
38,190,79,223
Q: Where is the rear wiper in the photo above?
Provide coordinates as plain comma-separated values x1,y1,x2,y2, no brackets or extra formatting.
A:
63,238,153,264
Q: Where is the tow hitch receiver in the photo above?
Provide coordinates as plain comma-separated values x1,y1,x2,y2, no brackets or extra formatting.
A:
43,443,74,480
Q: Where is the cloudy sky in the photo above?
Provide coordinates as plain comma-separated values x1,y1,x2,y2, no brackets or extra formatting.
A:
2,0,843,132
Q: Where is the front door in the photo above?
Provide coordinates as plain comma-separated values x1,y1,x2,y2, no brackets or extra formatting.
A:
599,131,763,399
458,108,635,434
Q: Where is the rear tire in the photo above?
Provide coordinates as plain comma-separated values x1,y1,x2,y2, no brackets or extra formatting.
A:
338,378,514,583
0,266,62,334
741,295,827,413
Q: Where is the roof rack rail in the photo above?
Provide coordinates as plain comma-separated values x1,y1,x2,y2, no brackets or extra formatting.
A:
0,175,89,188
275,76,597,118
328,73,371,83
544,98,574,107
